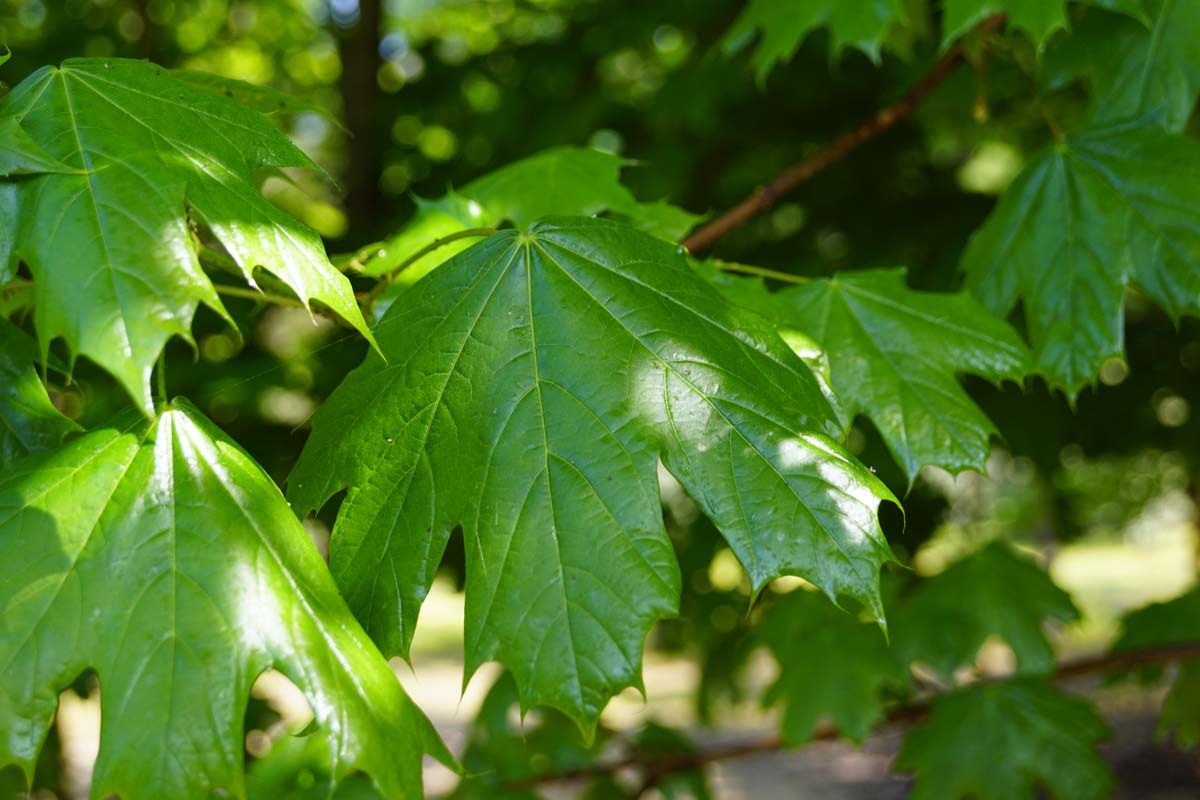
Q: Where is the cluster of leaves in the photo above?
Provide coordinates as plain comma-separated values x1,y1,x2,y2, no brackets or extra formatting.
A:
2,0,1200,797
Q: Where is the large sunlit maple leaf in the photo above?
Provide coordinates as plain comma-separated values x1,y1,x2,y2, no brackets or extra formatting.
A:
290,217,896,731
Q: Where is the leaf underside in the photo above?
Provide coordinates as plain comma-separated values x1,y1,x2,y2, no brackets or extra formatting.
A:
290,216,896,732
0,401,439,799
0,319,80,468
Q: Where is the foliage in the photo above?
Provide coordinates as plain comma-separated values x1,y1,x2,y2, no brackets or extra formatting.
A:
2,0,1200,797
890,541,1080,678
0,58,371,413
702,265,1030,482
758,588,908,743
895,678,1113,800
962,120,1200,395
0,401,441,798
289,217,895,730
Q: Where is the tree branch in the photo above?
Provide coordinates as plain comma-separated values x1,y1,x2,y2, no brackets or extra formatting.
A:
681,14,1006,255
514,641,1200,789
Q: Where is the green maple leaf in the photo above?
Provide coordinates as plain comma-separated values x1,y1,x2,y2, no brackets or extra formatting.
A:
1047,0,1200,133
895,678,1113,800
722,0,909,82
170,68,341,125
1114,589,1200,746
942,0,1067,48
759,589,909,743
0,117,76,178
942,0,1145,49
0,58,374,413
452,672,606,799
290,217,896,731
703,266,1029,483
891,541,1078,678
355,147,699,286
0,319,80,467
0,401,443,799
962,120,1200,395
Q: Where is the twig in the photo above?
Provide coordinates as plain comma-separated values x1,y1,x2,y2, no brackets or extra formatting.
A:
512,640,1200,789
710,261,812,285
681,14,1007,254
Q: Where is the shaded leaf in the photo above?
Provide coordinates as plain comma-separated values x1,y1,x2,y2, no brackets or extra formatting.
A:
891,541,1078,678
962,120,1200,395
290,217,895,731
0,59,372,412
943,0,1145,48
759,589,909,743
942,1,1066,48
452,671,606,799
1114,589,1200,746
627,722,712,800
0,401,442,799
0,118,76,177
0,185,14,282
721,0,909,82
1046,0,1199,133
0,318,79,467
895,678,1112,800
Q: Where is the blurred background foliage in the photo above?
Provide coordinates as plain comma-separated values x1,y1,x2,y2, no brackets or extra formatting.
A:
3,0,1199,796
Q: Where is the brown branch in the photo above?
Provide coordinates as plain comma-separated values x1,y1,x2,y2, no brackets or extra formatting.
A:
513,641,1200,790
681,14,1007,255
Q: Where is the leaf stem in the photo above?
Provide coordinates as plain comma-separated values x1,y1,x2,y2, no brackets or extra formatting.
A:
509,640,1200,789
155,352,168,405
1,279,34,294
681,13,1007,254
711,261,811,285
1039,101,1065,142
363,226,497,308
393,227,496,275
212,284,307,309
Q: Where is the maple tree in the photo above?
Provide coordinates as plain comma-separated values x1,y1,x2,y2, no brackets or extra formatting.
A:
2,1,1200,798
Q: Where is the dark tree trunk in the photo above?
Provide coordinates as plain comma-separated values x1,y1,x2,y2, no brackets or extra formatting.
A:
337,0,383,244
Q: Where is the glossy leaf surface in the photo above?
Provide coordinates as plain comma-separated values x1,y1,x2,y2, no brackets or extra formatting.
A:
0,401,440,799
0,58,373,412
291,217,895,731
962,120,1200,395
896,679,1112,800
